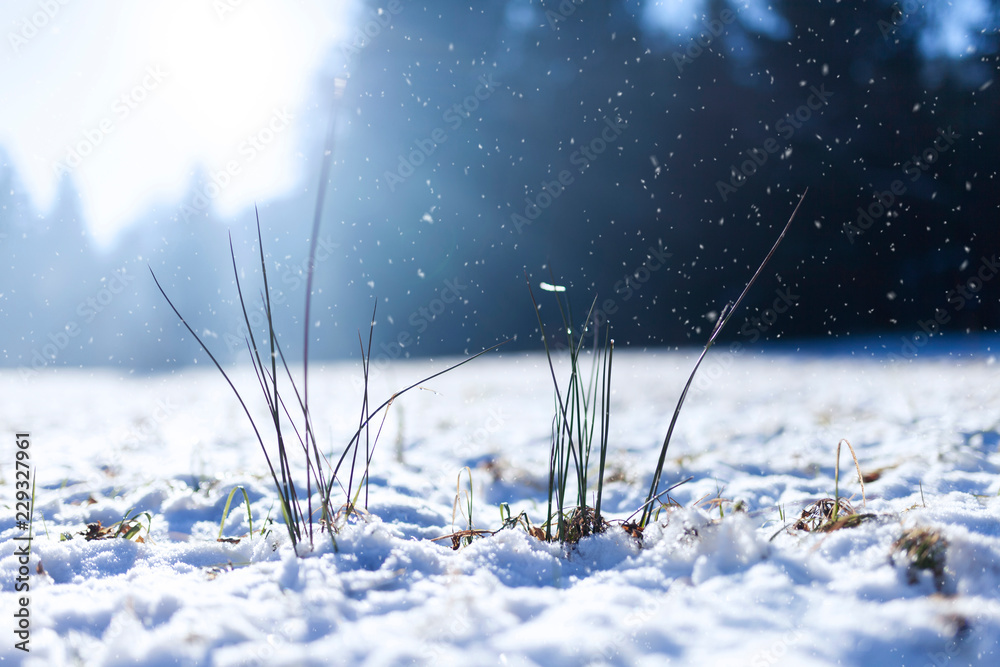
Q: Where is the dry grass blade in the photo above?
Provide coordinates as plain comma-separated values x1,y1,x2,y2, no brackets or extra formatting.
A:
430,529,496,550
639,189,808,528
833,438,866,521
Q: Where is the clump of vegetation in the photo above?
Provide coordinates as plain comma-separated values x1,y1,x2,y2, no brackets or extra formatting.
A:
794,497,863,532
441,468,493,549
152,95,505,555
795,438,873,533
892,526,948,589
768,438,874,540
486,192,808,548
525,278,613,543
74,508,153,543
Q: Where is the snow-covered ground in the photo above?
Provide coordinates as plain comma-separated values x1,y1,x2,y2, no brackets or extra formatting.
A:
2,347,1000,666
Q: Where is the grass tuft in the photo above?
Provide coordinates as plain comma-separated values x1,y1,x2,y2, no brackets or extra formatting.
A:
78,507,153,543
152,80,508,554
525,276,614,543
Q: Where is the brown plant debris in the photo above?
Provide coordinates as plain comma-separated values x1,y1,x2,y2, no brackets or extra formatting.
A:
861,469,884,483
80,519,145,542
430,528,495,550
621,521,644,544
793,498,874,533
892,526,948,589
563,506,610,543
81,521,115,540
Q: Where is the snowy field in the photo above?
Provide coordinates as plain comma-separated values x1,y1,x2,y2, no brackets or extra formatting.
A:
2,346,1000,666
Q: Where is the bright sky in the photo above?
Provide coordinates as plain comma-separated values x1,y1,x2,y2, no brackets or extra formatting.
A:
0,0,356,248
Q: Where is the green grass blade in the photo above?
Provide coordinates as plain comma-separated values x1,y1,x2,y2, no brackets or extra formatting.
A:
218,485,254,539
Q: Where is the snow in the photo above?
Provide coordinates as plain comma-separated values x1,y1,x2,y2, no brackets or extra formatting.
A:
2,349,1000,665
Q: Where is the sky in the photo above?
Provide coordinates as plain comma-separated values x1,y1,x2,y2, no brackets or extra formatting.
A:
0,0,355,248
0,0,991,250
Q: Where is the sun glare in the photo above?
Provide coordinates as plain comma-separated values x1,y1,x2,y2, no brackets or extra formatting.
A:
0,0,353,248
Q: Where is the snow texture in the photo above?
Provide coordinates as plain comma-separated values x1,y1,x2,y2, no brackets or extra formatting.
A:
2,349,999,666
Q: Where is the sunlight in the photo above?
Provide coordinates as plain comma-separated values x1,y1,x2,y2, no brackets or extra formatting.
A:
0,0,354,248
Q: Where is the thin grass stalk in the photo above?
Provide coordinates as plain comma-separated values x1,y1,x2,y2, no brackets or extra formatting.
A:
576,297,602,509
226,226,311,544
326,339,512,495
639,189,807,528
261,359,327,497
551,403,567,540
342,303,379,512
832,438,866,522
545,413,558,540
526,277,591,539
580,319,604,505
267,332,330,520
564,293,601,505
252,221,306,544
250,328,333,532
362,308,376,508
346,333,367,508
218,486,254,539
530,278,616,539
232,219,305,542
301,80,345,537
147,268,298,547
594,334,613,525
256,310,336,528
346,318,375,511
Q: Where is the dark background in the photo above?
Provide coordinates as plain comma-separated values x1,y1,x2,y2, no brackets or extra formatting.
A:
2,0,998,374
